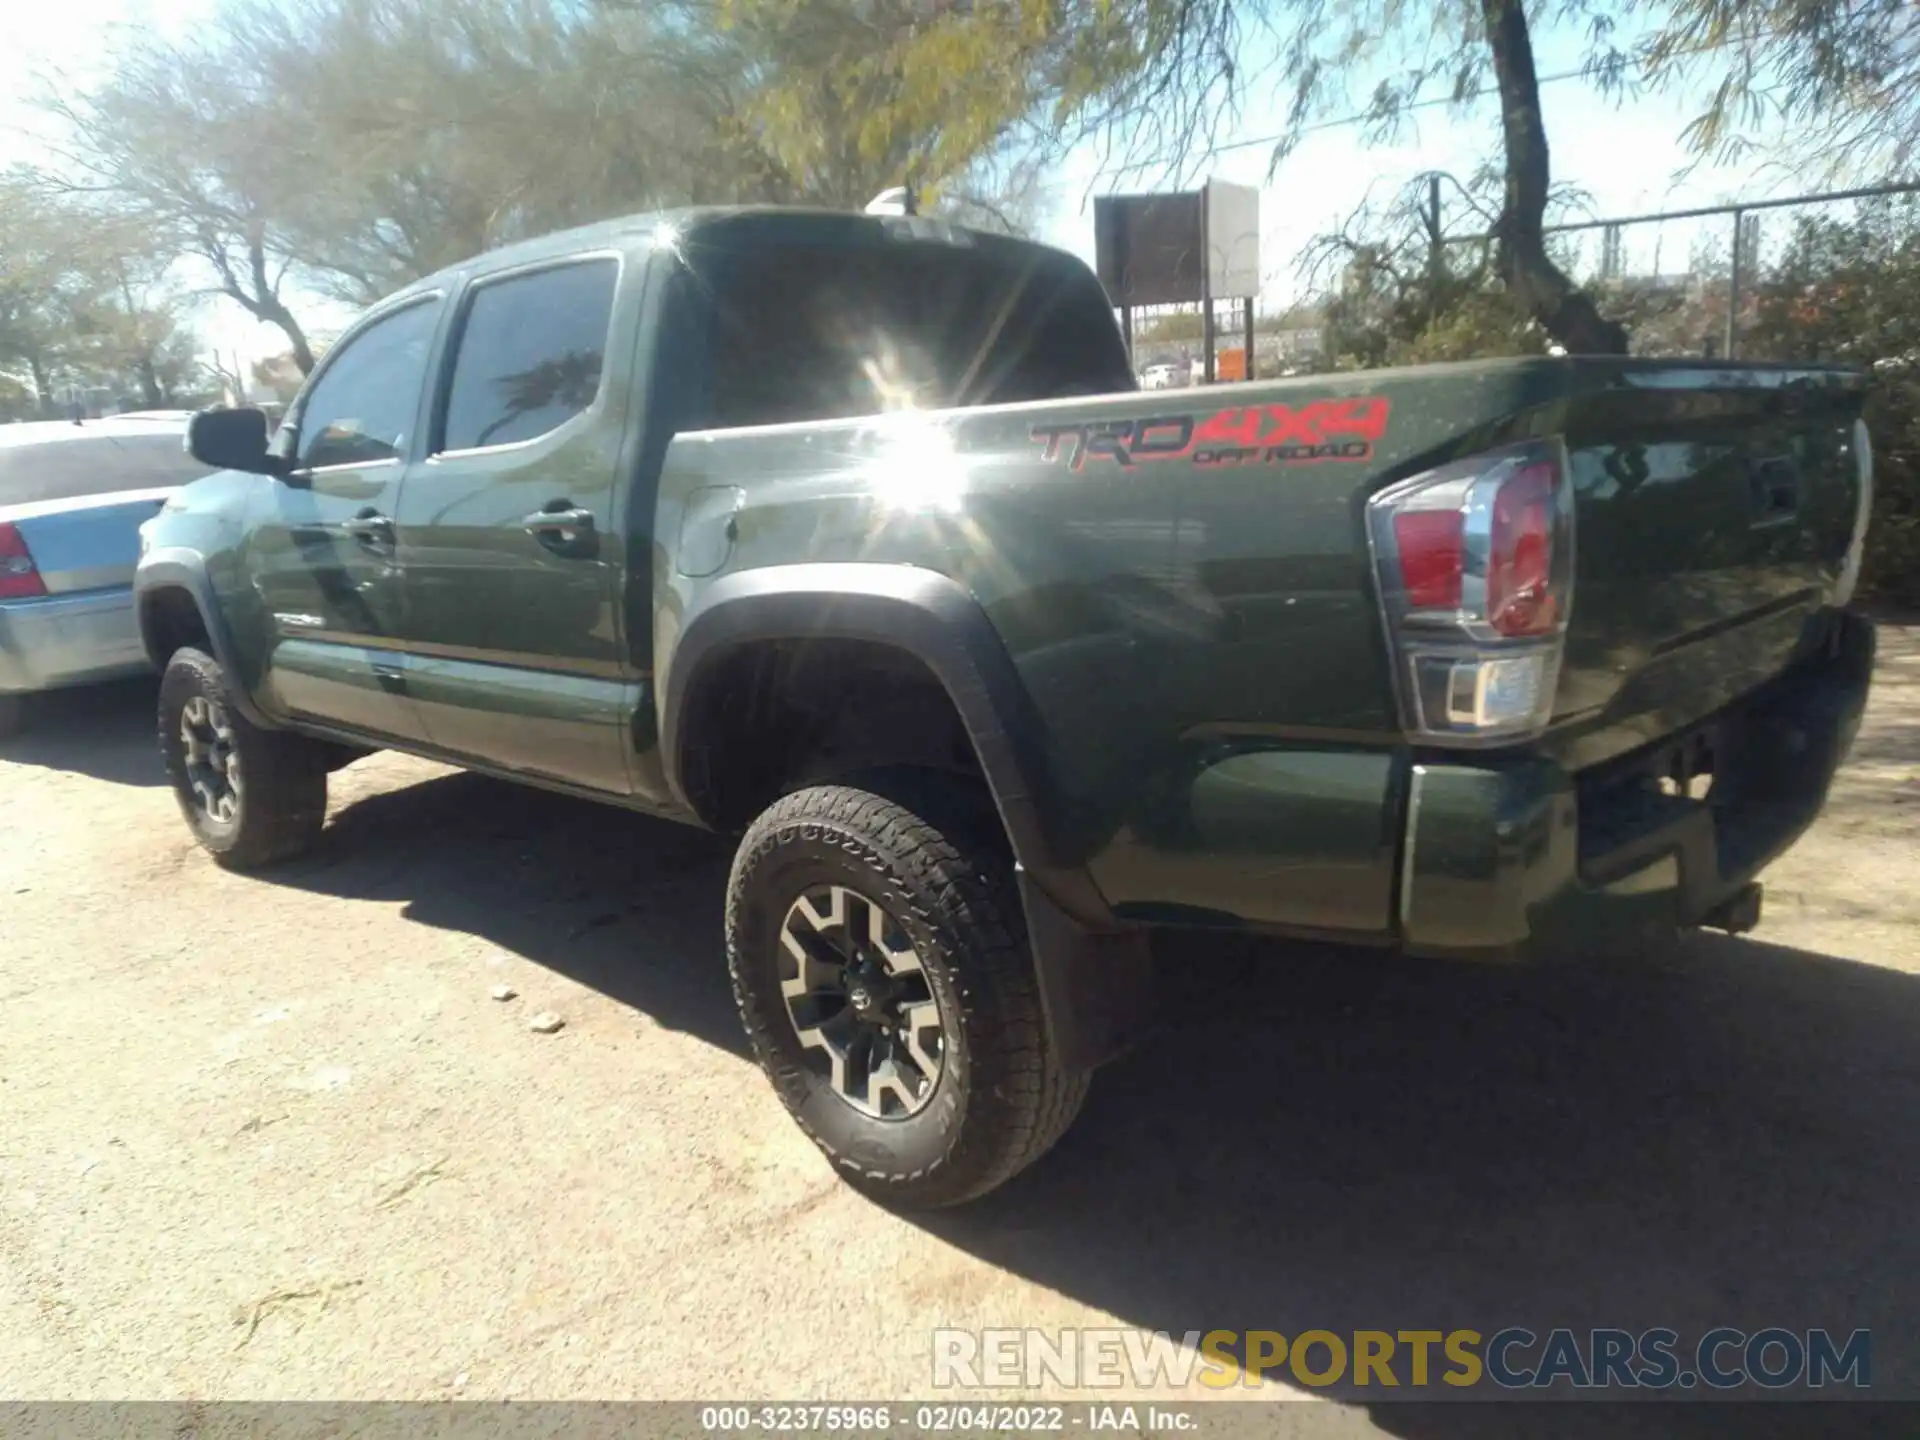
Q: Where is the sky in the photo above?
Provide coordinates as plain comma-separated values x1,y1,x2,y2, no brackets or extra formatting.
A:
1,0,1817,367
1028,17,1798,310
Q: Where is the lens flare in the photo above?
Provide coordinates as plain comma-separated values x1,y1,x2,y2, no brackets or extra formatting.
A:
863,410,968,516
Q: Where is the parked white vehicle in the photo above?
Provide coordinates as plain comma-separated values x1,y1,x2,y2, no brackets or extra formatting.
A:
1139,362,1182,390
0,414,211,737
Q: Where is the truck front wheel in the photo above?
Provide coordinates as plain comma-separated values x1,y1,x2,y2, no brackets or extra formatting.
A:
158,647,328,869
726,781,1089,1208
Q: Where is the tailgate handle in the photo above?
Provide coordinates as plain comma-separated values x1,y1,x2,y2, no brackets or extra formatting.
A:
1748,456,1801,522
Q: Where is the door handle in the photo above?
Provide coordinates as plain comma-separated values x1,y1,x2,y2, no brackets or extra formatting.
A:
340,509,395,548
522,503,598,556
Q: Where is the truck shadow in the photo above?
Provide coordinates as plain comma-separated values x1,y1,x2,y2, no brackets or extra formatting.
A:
270,767,749,1059
0,677,165,787
264,765,1917,1429
929,929,1920,1425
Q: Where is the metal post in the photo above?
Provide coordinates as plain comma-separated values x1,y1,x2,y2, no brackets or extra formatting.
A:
1725,206,1745,361
1201,184,1216,385
1120,304,1134,368
1425,174,1443,325
1243,297,1256,381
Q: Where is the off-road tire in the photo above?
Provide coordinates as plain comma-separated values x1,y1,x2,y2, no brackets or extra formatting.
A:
159,647,328,869
727,779,1089,1208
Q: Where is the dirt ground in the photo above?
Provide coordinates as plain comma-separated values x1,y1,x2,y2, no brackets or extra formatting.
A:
1,625,1916,1421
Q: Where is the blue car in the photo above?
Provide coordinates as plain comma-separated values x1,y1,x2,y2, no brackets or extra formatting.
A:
0,413,213,737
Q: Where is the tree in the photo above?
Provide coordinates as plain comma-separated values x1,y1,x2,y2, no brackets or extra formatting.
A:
44,0,737,363
1477,0,1624,353
42,33,320,372
1295,167,1585,367
1641,0,1920,182
829,0,1918,353
716,0,1115,219
0,175,204,413
39,0,1053,370
239,0,754,299
0,178,85,412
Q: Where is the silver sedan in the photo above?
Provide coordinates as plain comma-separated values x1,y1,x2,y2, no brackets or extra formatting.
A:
0,413,212,737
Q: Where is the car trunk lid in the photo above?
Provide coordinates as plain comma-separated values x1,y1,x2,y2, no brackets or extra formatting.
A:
0,487,179,595
0,424,210,597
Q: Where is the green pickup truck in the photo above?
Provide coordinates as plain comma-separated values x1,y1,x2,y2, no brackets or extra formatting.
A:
136,206,1876,1206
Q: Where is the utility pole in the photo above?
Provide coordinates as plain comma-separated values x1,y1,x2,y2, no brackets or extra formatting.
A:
1724,207,1745,361
1425,175,1443,325
1201,189,1216,384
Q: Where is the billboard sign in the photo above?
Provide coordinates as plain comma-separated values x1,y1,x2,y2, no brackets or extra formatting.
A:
1204,180,1260,299
1093,191,1204,306
1094,181,1260,305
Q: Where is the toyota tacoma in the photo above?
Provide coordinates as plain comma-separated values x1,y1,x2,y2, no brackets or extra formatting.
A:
135,207,1877,1206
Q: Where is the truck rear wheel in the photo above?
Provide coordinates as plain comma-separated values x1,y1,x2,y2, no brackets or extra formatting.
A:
726,780,1088,1208
158,647,328,869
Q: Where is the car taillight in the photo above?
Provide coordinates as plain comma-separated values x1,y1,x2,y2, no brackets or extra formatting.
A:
1366,440,1574,745
1391,509,1464,609
0,522,46,600
1486,460,1560,636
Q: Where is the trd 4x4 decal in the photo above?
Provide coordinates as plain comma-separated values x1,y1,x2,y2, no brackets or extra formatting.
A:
1029,396,1391,471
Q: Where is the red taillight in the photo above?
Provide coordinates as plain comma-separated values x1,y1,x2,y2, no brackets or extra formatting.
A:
1487,462,1558,636
1393,509,1464,610
1366,440,1573,745
0,522,45,600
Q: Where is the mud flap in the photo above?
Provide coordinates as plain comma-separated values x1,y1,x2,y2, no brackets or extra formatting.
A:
1017,864,1155,1072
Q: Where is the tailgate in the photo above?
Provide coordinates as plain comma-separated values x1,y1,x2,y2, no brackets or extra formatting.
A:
1546,367,1869,772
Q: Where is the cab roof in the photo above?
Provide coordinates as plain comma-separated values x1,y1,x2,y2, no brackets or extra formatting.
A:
386,206,1088,306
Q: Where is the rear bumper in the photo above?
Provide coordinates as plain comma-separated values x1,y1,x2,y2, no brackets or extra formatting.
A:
1400,608,1875,959
0,587,151,695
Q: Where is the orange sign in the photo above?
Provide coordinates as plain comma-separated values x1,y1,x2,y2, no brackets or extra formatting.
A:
1216,347,1247,382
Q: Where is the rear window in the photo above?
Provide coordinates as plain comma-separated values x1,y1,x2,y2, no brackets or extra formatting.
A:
684,239,1134,430
0,429,213,506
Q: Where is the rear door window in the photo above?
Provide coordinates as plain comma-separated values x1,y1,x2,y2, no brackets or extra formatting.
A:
438,258,619,453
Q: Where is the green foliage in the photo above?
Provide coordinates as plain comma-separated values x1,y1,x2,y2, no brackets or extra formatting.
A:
1633,0,1919,183
0,175,203,417
1298,169,1581,369
1381,287,1543,366
1306,186,1920,605
1747,196,1920,607
833,0,1916,348
1137,313,1202,343
715,0,1130,216
33,0,1057,371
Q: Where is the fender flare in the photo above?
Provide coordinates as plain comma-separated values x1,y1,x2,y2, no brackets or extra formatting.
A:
660,562,1113,932
134,553,278,730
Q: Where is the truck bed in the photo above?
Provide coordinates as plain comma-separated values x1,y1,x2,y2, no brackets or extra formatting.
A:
660,355,1871,949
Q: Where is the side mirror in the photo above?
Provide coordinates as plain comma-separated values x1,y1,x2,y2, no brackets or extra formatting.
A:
187,407,293,479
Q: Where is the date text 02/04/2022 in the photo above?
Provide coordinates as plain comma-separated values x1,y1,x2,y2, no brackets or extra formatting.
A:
698,1406,1198,1433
